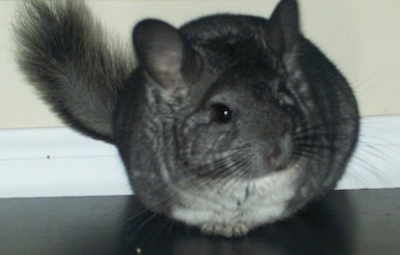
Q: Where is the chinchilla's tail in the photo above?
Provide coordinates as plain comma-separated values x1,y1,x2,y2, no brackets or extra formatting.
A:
14,0,134,143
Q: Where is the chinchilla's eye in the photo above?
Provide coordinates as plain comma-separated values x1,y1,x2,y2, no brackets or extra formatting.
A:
211,103,234,124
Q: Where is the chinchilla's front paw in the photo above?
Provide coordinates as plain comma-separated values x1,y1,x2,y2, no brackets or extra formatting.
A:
200,222,249,237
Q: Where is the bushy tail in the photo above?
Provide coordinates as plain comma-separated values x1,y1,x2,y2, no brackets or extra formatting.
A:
14,0,134,143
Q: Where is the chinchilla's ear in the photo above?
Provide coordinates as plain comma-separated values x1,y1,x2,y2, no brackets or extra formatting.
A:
133,19,202,99
265,0,300,57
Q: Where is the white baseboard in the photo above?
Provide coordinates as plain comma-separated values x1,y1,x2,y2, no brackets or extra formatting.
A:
1,116,400,198
0,128,132,198
337,116,400,190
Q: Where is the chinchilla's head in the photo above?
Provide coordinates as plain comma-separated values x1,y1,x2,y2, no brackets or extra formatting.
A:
131,18,294,198
125,0,358,236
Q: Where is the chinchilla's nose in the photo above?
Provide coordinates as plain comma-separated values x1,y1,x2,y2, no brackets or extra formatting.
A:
262,133,293,171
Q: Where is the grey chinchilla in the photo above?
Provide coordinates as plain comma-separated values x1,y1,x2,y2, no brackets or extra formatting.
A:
14,0,359,237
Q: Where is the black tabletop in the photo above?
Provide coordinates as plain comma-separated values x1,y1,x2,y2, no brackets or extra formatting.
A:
0,189,399,255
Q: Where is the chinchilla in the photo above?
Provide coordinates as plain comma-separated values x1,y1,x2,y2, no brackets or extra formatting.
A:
14,0,359,237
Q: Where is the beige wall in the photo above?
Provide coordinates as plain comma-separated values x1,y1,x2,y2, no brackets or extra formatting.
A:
1,0,399,129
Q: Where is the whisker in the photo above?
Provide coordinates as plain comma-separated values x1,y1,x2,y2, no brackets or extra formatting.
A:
220,160,253,195
125,211,160,241
293,117,359,136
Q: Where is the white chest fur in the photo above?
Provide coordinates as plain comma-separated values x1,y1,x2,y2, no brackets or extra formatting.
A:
171,166,300,236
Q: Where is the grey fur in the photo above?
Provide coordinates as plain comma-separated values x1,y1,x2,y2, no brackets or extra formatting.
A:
14,0,359,237
14,0,133,142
